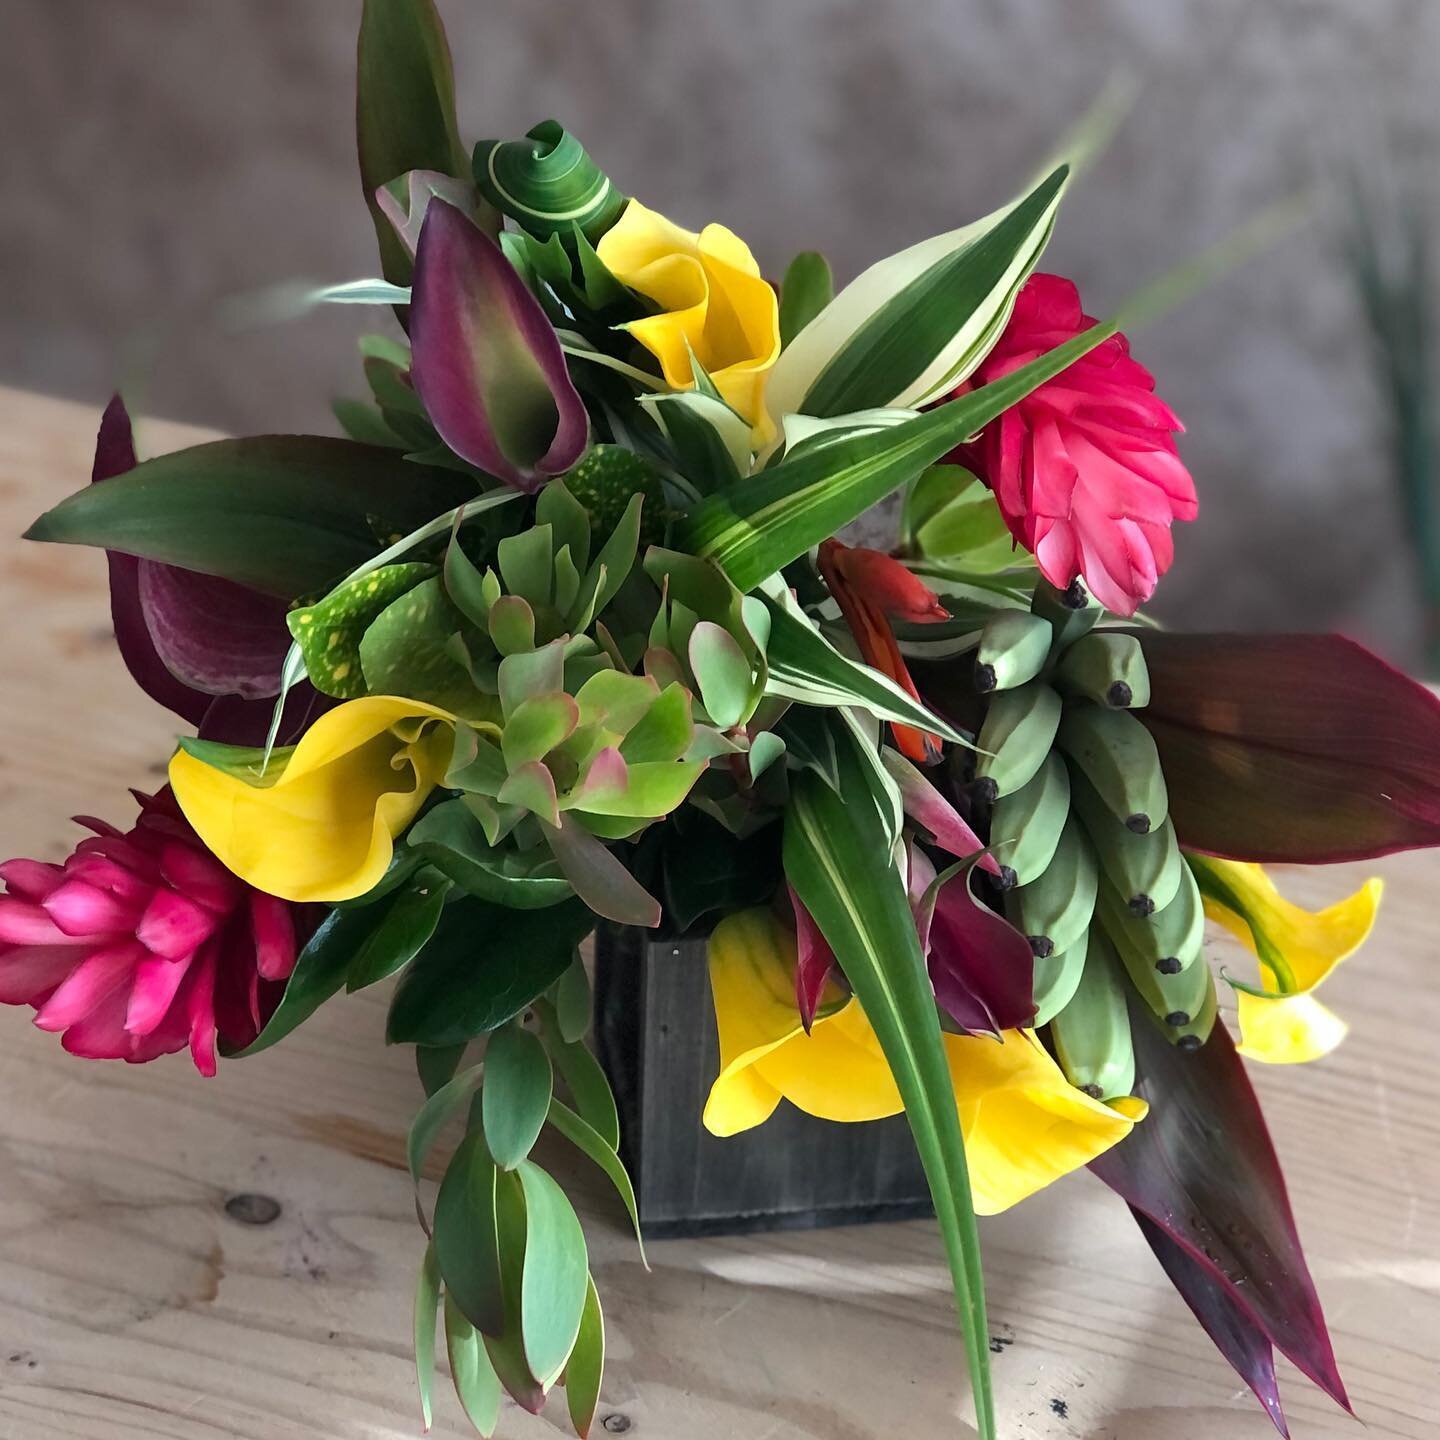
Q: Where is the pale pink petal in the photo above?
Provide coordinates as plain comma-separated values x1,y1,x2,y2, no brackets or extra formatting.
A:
0,944,90,1005
125,951,195,1036
0,859,66,901
59,988,133,1060
135,888,220,960
0,900,77,946
42,880,135,938
34,941,145,1032
249,892,297,981
159,841,242,914
185,945,220,1077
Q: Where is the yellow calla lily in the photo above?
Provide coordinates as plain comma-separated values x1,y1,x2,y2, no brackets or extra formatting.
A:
597,200,780,440
703,908,1144,1214
1190,855,1382,1065
169,697,454,904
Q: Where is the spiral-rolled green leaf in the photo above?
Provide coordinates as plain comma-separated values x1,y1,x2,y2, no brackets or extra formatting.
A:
474,120,627,243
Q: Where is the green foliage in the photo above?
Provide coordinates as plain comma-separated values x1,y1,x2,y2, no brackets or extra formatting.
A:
783,716,995,1438
386,897,594,1046
482,1024,553,1169
357,0,473,285
25,437,473,598
778,251,835,348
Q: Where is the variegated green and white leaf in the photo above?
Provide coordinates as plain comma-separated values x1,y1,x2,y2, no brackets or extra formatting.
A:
763,165,1069,426
759,588,965,745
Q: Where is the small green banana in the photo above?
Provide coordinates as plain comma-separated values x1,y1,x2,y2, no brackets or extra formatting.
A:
1053,631,1151,709
971,681,1063,801
1164,965,1219,1051
974,610,1054,693
1030,577,1101,655
1070,766,1183,916
988,750,1071,889
1057,702,1168,835
1099,872,1210,1039
1050,928,1135,1099
1031,928,1088,1027
1097,863,1206,980
1006,812,1098,958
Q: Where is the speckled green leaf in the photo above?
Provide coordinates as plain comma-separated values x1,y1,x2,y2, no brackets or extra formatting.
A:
288,561,434,697
360,574,480,709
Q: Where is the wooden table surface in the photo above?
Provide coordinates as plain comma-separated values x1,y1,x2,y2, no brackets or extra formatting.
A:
0,385,1436,1440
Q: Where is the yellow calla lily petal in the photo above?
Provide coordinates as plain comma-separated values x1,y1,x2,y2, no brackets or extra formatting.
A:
1192,856,1381,1065
170,696,454,904
598,200,780,439
701,909,1142,1208
946,1028,1143,1215
1235,990,1349,1065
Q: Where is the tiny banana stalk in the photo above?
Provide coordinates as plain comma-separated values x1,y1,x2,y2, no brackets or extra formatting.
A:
1057,701,1168,835
988,750,1071,889
1031,928,1088,1027
1006,811,1098,958
1049,928,1135,1100
1053,631,1151,709
974,610,1054,693
971,680,1063,801
1070,765,1183,916
1030,577,1100,655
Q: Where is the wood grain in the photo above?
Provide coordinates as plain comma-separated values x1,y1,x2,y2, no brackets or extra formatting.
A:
0,386,1436,1440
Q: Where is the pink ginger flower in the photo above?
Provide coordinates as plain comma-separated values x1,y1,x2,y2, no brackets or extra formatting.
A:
0,789,306,1074
956,273,1197,616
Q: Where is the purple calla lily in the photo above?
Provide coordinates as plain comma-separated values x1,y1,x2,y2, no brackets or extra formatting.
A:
788,882,837,1032
1090,1014,1349,1430
409,200,589,491
1136,630,1440,862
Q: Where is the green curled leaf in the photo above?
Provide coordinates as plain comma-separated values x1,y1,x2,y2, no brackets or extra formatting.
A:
474,120,627,243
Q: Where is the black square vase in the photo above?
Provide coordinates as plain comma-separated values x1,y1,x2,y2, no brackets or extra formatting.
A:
593,924,931,1238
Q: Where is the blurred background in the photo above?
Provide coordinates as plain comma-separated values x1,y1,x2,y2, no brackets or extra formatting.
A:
1,0,1437,663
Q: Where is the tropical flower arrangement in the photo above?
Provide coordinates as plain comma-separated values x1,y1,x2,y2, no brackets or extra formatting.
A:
6,4,1439,1437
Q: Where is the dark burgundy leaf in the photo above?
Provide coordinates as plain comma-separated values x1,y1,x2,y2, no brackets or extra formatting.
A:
1132,1210,1290,1438
1090,1014,1349,1418
788,882,835,1033
925,866,1034,1035
1136,631,1440,862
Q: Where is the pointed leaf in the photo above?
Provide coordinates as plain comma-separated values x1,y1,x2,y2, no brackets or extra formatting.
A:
546,1098,645,1261
1136,631,1440,861
564,1277,606,1439
414,1241,442,1431
434,1132,505,1335
1133,1211,1291,1438
540,816,662,928
444,1293,503,1437
28,435,472,596
783,717,995,1438
778,250,835,349
346,874,451,991
357,0,471,285
761,589,964,742
387,897,594,1046
516,1160,590,1386
482,1024,554,1169
1089,1016,1349,1415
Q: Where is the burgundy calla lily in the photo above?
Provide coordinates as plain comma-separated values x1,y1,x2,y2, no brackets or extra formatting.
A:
91,397,322,746
788,882,837,1032
409,199,589,491
1135,630,1440,862
1090,1014,1348,1431
910,847,1034,1035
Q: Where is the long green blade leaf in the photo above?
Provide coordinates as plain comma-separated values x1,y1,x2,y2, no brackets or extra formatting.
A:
760,590,965,743
783,718,994,1438
357,0,469,285
683,321,1115,592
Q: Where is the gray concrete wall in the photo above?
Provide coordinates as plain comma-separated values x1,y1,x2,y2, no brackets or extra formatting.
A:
2,0,1437,657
